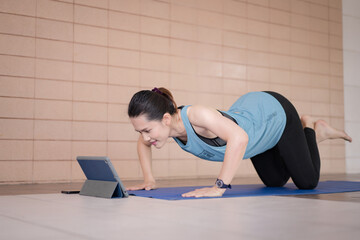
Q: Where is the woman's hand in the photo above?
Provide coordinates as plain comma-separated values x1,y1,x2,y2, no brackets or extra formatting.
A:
182,186,226,198
126,181,156,191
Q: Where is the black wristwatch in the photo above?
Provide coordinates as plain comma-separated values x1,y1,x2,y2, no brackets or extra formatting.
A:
215,179,232,189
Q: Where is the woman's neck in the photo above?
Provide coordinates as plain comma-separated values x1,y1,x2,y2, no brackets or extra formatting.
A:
169,109,187,139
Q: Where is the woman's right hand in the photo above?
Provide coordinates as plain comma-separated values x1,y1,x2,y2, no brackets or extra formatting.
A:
126,181,157,191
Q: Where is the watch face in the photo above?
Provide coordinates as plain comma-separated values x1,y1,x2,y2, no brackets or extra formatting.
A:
216,179,223,188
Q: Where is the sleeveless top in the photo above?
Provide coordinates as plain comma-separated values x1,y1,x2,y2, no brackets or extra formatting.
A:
172,92,286,161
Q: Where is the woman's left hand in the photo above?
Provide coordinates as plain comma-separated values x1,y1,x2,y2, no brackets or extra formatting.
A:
182,186,226,198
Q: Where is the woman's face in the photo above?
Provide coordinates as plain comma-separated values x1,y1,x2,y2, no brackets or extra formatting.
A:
130,114,171,149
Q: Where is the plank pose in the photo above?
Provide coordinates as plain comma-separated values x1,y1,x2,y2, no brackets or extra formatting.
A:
127,87,352,198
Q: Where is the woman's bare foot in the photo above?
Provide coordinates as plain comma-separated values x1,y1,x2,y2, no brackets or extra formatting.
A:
314,119,352,143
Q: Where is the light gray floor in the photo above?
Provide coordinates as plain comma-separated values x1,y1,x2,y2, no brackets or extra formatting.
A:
1,182,360,240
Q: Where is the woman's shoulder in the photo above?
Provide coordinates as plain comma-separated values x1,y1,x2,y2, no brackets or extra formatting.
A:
187,105,221,125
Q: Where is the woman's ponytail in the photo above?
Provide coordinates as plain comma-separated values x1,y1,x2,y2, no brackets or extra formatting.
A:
128,87,178,121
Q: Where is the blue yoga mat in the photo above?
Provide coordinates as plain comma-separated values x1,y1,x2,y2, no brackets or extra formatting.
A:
128,181,360,200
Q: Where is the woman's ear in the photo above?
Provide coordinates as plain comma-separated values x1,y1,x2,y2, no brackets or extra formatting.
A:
162,113,172,126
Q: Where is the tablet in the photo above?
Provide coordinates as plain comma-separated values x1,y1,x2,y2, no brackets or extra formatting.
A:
77,156,129,198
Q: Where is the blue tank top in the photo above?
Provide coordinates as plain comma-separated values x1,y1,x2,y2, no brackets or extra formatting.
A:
173,92,286,161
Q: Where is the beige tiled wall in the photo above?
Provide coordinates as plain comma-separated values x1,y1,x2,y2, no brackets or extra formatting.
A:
0,0,345,184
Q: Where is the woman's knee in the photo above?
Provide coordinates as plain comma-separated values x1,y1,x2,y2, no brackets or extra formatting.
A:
295,180,318,190
263,177,288,188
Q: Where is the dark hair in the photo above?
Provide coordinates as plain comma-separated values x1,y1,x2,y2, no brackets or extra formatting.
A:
128,87,178,121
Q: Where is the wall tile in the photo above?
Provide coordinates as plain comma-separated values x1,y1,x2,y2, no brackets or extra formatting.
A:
141,16,170,36
224,79,245,95
33,161,71,182
170,39,198,58
309,3,328,20
291,0,310,16
109,29,140,50
108,142,138,160
140,0,170,19
35,79,72,100
247,19,270,37
113,160,141,179
74,24,108,46
223,31,247,49
171,5,197,24
169,159,197,177
108,104,129,123
141,35,169,54
310,18,329,34
109,11,140,32
36,18,73,41
140,70,169,88
270,9,290,25
74,5,108,27
224,15,247,33
0,76,34,98
224,0,246,17
34,120,72,140
73,102,108,121
0,34,35,57
223,47,247,65
109,0,140,14
75,0,108,8
248,35,269,52
36,39,73,61
0,161,33,182
108,85,138,104
0,97,34,118
196,0,223,12
35,99,72,120
197,44,222,61
73,82,108,102
108,123,138,141
37,0,73,22
0,119,34,140
74,44,108,65
0,0,36,16
152,159,169,178
0,13,35,37
74,63,108,84
109,48,140,68
0,140,33,160
170,74,198,91
170,56,197,75
72,122,107,141
0,55,35,77
109,66,140,86
36,59,72,81
71,141,107,159
170,22,197,41
198,60,222,78
198,10,223,29
140,52,169,71
198,26,222,45
270,24,290,40
269,0,290,11
34,140,71,160
247,66,270,82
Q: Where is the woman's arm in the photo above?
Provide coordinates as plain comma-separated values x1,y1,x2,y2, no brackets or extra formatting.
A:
126,135,156,191
182,105,248,197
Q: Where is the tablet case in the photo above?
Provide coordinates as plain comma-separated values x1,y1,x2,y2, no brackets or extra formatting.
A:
77,156,129,199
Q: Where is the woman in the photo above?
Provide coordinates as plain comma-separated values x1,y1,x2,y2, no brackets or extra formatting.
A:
127,87,352,198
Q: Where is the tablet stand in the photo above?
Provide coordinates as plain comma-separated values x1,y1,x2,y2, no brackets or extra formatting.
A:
80,180,122,199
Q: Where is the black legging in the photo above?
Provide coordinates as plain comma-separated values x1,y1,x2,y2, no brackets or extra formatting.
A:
250,91,321,189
